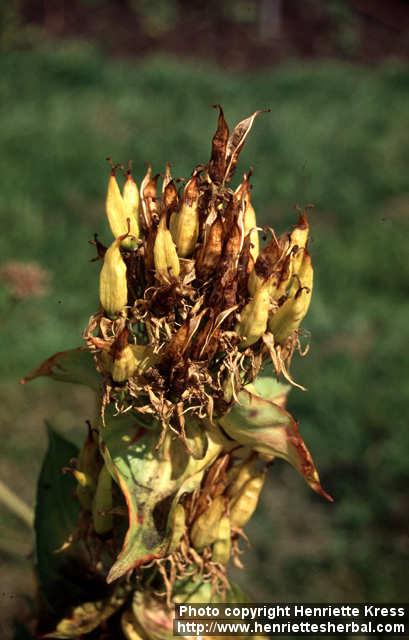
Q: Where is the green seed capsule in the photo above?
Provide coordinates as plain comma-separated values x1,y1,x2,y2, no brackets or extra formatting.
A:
74,470,94,511
92,464,113,535
75,427,101,510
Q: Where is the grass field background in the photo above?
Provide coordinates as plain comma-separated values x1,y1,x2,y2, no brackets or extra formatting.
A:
0,39,408,631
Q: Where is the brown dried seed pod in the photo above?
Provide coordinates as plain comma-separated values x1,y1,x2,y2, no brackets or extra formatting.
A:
195,217,224,280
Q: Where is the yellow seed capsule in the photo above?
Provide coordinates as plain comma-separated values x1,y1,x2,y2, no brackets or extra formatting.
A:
268,254,313,344
123,172,140,240
235,173,259,261
153,214,180,282
271,253,293,301
92,464,113,535
102,345,137,383
247,265,263,297
289,211,309,274
268,288,311,344
289,248,313,296
236,280,270,346
243,201,259,262
299,250,313,286
101,344,155,383
191,495,226,550
229,472,266,529
172,174,200,258
212,516,231,565
167,503,186,554
99,237,128,316
105,172,138,249
226,456,259,499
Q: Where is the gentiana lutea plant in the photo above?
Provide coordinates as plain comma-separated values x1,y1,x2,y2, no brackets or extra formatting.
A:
23,106,332,639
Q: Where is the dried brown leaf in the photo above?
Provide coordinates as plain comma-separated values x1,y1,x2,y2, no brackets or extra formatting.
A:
224,110,269,182
208,105,229,183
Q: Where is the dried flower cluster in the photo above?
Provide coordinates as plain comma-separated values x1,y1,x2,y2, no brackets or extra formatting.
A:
24,107,331,640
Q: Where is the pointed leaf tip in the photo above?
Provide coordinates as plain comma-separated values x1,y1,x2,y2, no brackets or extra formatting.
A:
224,109,270,182
220,389,332,500
208,104,229,183
21,348,101,390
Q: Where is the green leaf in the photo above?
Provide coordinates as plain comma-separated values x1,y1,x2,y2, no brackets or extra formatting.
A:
21,348,101,391
101,411,225,583
245,375,291,406
35,425,91,616
220,390,332,501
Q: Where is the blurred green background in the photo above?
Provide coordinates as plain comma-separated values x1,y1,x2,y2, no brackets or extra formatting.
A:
0,0,409,636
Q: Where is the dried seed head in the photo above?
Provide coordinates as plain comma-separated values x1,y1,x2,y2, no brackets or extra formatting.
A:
89,109,317,483
24,107,330,623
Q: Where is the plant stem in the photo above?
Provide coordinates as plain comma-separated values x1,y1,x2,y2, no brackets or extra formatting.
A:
0,478,34,529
